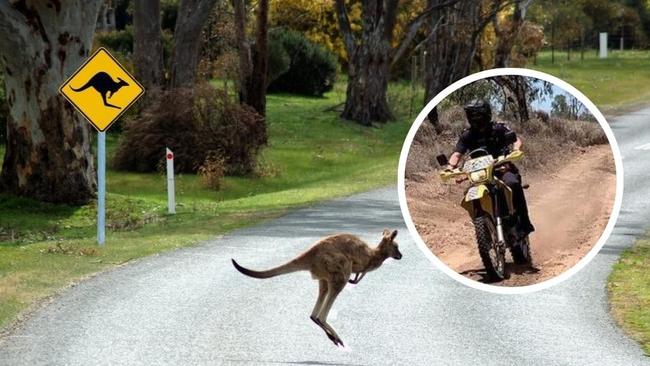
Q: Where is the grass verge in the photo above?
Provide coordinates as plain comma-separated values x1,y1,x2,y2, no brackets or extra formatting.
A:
0,83,412,330
531,49,650,113
608,237,650,355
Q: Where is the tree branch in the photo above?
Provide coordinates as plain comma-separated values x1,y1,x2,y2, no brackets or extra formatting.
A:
389,0,460,67
333,0,357,58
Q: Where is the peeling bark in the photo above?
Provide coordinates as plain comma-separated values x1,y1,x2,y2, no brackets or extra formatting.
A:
0,0,100,204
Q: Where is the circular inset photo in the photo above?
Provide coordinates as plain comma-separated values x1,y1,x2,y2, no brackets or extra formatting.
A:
398,69,622,293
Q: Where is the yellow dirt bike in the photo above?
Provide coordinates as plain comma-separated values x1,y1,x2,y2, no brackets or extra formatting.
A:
436,148,532,281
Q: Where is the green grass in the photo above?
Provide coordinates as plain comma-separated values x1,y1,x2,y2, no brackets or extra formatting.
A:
530,49,650,112
608,237,650,355
0,83,413,329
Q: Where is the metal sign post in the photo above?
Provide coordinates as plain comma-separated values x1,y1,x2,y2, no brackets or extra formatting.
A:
97,131,106,246
59,47,144,246
166,148,175,214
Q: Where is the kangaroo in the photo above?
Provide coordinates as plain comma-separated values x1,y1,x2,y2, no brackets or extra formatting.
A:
70,71,129,109
232,229,402,347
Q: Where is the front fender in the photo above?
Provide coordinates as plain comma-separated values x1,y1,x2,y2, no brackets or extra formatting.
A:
460,185,493,219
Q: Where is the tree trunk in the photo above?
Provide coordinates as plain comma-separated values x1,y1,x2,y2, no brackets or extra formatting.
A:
494,75,529,122
335,0,394,126
97,0,108,31
168,0,217,88
106,0,116,31
493,0,532,68
233,0,252,104
343,42,393,125
247,0,268,117
134,0,164,90
0,0,101,204
424,0,482,104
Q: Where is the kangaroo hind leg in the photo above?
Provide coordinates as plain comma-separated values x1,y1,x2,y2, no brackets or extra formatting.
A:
310,279,327,324
317,274,347,347
101,92,121,109
310,279,339,344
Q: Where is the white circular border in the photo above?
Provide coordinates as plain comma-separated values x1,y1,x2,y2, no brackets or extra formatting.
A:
397,68,624,294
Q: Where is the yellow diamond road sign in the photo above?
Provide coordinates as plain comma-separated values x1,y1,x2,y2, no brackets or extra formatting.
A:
60,47,144,132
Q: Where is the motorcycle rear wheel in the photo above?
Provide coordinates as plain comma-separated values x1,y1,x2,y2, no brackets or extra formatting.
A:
474,215,506,280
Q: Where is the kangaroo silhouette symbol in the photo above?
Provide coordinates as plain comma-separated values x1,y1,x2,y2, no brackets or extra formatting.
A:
70,71,129,109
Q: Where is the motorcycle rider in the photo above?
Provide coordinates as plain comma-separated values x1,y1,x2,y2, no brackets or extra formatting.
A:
447,99,535,237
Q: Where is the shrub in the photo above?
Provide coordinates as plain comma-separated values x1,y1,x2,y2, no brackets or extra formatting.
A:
112,84,265,175
266,38,291,85
95,26,173,64
267,29,337,96
197,152,225,190
194,84,266,175
95,26,134,54
112,88,200,172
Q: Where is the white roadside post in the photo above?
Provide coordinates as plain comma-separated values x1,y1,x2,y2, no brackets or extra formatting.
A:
166,148,176,214
599,32,608,59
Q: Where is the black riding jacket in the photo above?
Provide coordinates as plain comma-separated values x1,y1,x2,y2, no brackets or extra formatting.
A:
454,122,515,158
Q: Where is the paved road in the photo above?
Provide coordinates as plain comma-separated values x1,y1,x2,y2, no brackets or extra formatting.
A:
1,108,650,365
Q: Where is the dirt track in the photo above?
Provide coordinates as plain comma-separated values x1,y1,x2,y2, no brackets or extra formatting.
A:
406,145,616,286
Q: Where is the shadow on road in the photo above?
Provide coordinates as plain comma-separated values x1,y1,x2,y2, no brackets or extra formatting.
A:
234,197,406,238
460,263,540,284
223,359,368,366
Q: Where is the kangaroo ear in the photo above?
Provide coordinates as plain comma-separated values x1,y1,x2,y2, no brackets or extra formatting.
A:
382,229,391,237
390,230,398,240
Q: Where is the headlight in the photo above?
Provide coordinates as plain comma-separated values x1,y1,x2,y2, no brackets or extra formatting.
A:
469,169,488,183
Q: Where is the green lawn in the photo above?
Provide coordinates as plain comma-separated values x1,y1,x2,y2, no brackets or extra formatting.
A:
530,49,650,112
0,83,414,329
608,238,650,355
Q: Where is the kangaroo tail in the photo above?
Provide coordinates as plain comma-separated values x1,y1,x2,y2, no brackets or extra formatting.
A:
70,82,91,92
231,258,305,279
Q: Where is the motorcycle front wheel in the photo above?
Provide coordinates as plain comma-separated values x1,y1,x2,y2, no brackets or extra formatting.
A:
511,236,532,265
474,215,506,280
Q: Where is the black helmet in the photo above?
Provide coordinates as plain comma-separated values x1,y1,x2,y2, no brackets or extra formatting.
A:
464,99,492,129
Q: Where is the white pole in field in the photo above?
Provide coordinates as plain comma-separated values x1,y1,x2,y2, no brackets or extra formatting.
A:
166,147,175,214
599,32,608,59
97,131,106,246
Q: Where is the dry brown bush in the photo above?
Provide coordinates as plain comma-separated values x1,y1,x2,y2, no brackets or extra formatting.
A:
406,105,608,178
112,84,265,175
197,152,225,190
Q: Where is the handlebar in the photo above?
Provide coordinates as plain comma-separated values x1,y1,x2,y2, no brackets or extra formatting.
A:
439,168,466,182
438,150,524,182
495,150,524,166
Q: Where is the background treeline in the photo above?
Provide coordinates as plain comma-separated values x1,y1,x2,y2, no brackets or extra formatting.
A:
0,0,645,204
